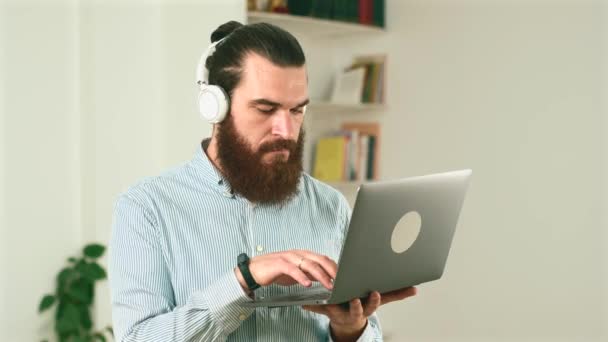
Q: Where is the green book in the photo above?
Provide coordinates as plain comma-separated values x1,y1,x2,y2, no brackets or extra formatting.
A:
311,0,333,19
366,135,376,180
373,0,385,28
332,0,347,22
347,0,359,23
287,0,313,16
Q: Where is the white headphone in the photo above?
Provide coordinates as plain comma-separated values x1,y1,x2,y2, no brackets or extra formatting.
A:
196,37,229,124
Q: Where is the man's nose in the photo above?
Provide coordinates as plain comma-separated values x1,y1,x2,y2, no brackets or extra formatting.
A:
271,110,295,139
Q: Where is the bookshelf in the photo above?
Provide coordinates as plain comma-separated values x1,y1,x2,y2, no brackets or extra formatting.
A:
247,11,385,38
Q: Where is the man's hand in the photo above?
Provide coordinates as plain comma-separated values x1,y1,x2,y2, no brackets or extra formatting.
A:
302,287,418,342
234,249,337,293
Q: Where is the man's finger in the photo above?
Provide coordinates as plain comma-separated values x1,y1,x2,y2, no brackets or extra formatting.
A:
302,305,328,315
299,259,334,290
380,287,417,305
295,250,338,279
349,298,364,318
286,253,335,289
280,259,313,287
363,291,381,317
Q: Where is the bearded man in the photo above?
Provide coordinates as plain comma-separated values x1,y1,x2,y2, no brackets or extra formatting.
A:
109,21,415,342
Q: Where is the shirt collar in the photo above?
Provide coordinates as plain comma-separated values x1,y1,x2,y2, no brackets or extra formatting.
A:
191,138,234,197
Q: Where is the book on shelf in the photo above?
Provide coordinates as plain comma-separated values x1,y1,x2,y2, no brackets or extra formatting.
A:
372,0,385,27
333,54,386,105
310,0,333,19
251,0,385,28
312,122,381,183
328,0,385,27
312,135,347,182
342,122,380,181
330,67,366,105
358,0,373,25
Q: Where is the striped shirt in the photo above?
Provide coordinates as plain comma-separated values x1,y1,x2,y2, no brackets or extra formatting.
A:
109,140,383,341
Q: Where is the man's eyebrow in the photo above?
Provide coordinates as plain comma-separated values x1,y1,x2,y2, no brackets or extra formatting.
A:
249,99,280,107
295,99,310,108
249,98,310,108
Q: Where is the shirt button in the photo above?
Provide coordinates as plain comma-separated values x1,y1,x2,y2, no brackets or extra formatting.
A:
256,245,264,252
239,313,247,321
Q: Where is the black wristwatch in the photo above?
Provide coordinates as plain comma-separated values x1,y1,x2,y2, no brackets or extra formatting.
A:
237,253,261,291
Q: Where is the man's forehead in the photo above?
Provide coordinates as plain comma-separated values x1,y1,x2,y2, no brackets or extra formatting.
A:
240,53,308,92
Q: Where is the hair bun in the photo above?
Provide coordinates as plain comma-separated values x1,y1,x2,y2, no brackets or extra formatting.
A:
211,21,244,43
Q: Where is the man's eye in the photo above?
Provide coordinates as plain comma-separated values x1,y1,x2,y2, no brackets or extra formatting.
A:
291,108,304,115
257,108,275,114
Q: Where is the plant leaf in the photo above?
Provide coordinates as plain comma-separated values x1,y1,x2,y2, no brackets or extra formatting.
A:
91,332,107,342
79,305,92,330
66,279,92,304
55,301,64,321
83,244,105,259
68,257,77,263
38,294,56,313
57,267,77,290
72,336,87,342
56,302,80,334
82,263,107,281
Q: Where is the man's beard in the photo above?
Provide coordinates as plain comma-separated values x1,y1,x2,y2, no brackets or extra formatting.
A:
215,115,305,205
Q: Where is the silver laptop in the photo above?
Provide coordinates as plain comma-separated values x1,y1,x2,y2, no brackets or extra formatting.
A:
241,169,472,307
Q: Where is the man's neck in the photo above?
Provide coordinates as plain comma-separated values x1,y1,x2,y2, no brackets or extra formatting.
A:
204,136,224,174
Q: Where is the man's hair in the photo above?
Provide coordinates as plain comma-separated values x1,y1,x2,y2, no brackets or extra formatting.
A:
206,21,306,99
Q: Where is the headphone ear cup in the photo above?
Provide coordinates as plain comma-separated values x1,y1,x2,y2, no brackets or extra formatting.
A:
198,85,229,123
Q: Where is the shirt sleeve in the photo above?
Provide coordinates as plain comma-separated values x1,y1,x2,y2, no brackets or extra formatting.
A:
328,314,383,342
109,194,253,342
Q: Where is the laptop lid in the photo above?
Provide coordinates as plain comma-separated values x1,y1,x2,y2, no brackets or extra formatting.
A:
327,169,472,304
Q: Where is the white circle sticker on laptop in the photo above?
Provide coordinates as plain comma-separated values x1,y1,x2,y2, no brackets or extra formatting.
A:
391,211,422,253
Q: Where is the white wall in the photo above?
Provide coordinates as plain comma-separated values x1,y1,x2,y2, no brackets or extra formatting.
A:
80,0,245,331
1,1,83,340
604,1,608,333
341,0,606,341
161,1,246,166
0,1,6,334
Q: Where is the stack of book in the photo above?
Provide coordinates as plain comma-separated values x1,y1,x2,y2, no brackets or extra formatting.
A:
312,122,380,182
284,0,385,28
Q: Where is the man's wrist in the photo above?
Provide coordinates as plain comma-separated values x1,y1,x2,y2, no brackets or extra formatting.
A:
330,319,368,342
234,267,253,297
237,253,261,291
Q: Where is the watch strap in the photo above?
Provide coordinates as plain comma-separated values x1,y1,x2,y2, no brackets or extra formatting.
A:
237,253,260,291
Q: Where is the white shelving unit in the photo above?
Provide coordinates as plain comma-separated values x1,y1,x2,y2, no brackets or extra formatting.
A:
247,11,385,38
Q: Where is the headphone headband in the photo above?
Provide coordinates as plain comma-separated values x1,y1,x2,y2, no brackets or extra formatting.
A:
196,37,227,86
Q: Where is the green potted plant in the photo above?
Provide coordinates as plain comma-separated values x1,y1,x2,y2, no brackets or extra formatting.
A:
38,243,113,342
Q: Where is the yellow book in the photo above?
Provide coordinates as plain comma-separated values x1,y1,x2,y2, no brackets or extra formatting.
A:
313,136,347,182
